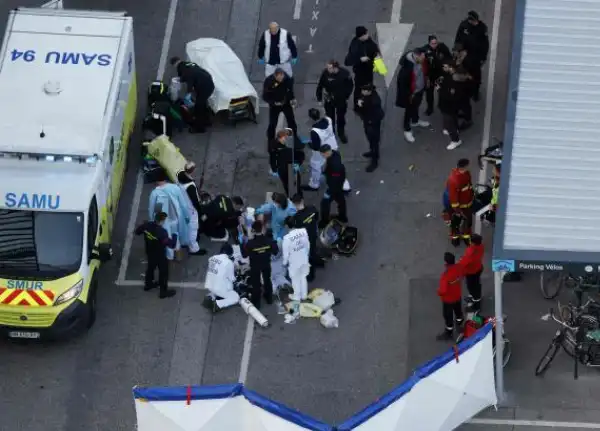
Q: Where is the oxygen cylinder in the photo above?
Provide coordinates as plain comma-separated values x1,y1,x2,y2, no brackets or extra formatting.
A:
239,298,269,327
169,77,182,102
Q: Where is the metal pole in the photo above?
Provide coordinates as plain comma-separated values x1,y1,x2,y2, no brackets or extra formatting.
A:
494,270,505,402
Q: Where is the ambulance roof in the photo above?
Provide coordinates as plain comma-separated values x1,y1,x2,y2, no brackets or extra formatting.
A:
0,8,131,157
0,159,96,212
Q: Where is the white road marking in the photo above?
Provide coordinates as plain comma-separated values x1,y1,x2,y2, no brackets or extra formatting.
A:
311,10,319,20
116,0,179,284
238,316,255,383
390,0,403,23
115,279,206,289
292,35,298,44
309,27,317,37
469,418,600,428
306,44,314,53
293,0,303,20
474,0,503,234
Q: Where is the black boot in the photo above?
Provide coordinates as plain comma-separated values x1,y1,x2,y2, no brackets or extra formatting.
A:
362,151,372,158
159,289,177,299
436,329,454,341
144,281,158,291
339,130,348,144
451,238,461,247
366,160,378,173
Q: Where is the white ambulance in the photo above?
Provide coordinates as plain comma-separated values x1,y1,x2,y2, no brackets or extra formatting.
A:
0,8,137,339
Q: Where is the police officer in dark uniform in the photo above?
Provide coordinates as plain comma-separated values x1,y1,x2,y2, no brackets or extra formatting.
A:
199,194,245,241
315,60,354,143
422,35,452,115
263,68,298,143
454,11,489,101
242,220,279,309
170,57,215,133
134,212,177,299
319,144,348,228
291,194,324,282
357,84,384,173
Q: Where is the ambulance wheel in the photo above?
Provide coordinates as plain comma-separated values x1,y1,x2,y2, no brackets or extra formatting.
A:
85,282,98,329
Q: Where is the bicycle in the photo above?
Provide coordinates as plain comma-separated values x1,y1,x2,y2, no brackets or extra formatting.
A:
540,273,600,300
535,304,600,377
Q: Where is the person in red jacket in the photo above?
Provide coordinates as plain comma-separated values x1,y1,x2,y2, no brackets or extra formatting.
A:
437,252,465,341
459,233,484,311
446,158,474,247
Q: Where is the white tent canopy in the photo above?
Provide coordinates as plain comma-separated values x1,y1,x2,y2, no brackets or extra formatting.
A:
134,324,496,431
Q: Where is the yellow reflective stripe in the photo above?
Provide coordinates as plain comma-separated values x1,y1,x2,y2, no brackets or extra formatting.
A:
0,289,12,303
36,291,54,306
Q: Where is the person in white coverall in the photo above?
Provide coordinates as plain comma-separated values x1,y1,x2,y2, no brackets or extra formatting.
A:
282,217,311,301
148,169,190,261
204,244,239,312
176,162,207,256
302,108,351,193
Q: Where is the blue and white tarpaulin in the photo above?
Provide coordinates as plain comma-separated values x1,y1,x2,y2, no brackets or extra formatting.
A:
133,324,496,431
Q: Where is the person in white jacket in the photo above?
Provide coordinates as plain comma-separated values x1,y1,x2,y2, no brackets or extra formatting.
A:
204,244,239,312
282,217,311,301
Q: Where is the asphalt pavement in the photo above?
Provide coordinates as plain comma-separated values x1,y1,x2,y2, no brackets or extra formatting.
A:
2,0,600,430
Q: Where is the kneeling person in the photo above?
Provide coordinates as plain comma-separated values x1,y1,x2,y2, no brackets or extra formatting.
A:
204,244,239,312
282,217,311,301
200,194,245,242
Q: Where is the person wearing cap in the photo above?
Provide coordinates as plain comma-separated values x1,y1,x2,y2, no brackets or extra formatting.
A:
356,84,384,172
422,35,452,116
241,220,279,309
169,56,215,133
268,128,305,196
291,193,324,281
316,60,354,143
454,10,489,101
263,68,298,144
396,47,431,143
148,169,191,261
134,211,178,299
203,244,239,312
319,145,348,227
257,22,299,78
344,26,381,110
176,161,207,256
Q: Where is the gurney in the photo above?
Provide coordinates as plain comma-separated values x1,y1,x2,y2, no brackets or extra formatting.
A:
186,38,259,124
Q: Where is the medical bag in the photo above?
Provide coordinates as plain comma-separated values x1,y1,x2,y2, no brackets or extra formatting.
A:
319,219,358,256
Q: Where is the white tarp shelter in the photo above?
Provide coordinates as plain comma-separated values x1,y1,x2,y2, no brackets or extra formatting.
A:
134,324,496,431
185,38,260,116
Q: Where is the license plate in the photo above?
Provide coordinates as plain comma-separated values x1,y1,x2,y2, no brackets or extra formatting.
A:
8,331,40,339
